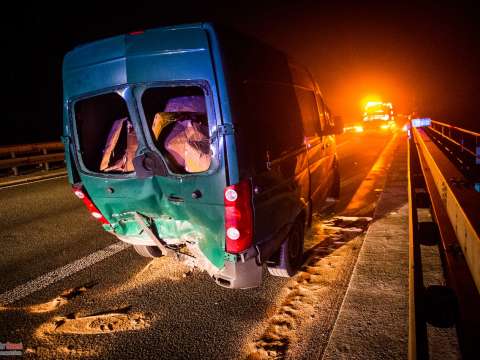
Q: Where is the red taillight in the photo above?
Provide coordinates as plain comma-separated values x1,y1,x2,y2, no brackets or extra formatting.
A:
72,186,109,225
224,180,253,254
129,30,144,35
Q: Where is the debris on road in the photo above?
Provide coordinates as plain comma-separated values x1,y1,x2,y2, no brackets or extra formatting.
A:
246,215,373,359
0,281,96,313
36,307,149,336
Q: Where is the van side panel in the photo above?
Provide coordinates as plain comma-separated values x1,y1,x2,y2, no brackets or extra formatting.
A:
215,27,310,257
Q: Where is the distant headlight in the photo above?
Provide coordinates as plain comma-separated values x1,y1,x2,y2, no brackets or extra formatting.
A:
354,125,364,133
380,124,390,130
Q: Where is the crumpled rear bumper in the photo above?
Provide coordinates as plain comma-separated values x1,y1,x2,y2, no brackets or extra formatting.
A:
110,212,263,289
212,256,262,289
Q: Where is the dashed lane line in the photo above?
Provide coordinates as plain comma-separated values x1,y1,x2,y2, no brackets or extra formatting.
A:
0,173,67,189
0,241,131,305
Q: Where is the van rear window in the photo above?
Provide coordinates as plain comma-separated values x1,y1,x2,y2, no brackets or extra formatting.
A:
74,92,138,174
141,86,212,174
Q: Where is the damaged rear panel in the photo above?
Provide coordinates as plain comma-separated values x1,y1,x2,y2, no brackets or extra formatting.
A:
63,24,237,278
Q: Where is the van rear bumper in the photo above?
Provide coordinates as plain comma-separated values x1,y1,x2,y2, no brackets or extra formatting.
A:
213,257,262,289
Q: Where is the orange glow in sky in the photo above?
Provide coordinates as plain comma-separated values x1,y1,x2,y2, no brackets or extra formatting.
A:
317,69,411,123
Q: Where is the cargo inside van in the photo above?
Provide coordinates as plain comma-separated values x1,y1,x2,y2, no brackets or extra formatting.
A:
74,85,212,175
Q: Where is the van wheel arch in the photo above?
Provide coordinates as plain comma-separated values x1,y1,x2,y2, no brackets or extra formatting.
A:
267,214,305,277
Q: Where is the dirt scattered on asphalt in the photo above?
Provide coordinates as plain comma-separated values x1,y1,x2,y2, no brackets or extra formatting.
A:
24,345,100,358
35,305,149,336
0,282,96,313
246,215,372,359
116,256,192,294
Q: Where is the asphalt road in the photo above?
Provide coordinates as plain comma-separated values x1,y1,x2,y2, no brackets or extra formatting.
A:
0,130,396,359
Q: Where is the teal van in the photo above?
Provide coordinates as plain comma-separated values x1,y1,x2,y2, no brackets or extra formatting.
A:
62,23,342,288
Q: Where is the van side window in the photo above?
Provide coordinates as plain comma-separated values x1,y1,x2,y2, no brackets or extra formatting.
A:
242,82,304,169
325,106,334,127
320,101,335,135
294,88,322,137
74,92,137,174
289,63,315,90
141,86,212,174
315,95,327,132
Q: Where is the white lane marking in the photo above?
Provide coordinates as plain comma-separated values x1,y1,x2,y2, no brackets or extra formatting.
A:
0,241,131,305
0,174,67,190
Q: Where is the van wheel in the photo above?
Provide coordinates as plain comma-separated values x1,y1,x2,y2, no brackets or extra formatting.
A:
267,218,304,277
133,245,163,258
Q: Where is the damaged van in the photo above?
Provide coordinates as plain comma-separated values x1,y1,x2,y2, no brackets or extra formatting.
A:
62,23,343,288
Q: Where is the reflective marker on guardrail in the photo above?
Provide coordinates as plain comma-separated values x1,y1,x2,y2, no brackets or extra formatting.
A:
411,118,432,128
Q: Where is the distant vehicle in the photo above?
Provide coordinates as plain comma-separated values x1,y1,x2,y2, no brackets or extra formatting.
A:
362,101,396,131
62,23,343,289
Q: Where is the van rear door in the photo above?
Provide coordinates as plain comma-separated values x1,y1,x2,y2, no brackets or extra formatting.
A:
71,83,227,272
63,25,232,272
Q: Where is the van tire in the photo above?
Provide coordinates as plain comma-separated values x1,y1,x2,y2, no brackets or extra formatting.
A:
133,245,163,258
267,218,304,277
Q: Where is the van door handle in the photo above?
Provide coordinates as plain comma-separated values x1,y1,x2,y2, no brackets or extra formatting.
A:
167,194,184,203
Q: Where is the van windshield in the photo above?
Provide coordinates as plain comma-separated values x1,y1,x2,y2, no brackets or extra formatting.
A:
74,92,138,174
141,86,212,174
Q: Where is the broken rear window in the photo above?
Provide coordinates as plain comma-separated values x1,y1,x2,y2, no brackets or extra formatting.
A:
74,92,138,174
141,86,212,174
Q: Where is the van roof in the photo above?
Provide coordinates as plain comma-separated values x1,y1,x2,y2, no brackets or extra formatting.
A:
70,22,207,51
63,23,218,98
63,22,211,71
63,22,321,98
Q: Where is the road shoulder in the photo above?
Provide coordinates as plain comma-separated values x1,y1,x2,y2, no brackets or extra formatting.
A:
322,138,409,359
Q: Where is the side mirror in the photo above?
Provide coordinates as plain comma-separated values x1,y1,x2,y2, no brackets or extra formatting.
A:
333,116,344,135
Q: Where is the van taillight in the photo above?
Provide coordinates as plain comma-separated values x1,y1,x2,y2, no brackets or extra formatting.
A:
72,186,109,225
224,180,253,254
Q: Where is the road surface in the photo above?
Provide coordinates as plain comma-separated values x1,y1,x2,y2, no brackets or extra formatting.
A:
0,131,398,359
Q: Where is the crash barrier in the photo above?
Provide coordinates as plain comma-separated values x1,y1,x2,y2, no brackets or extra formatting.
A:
424,120,480,188
0,142,64,176
408,125,480,360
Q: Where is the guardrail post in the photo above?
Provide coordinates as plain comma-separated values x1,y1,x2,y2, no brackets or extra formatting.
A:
10,151,18,176
42,148,50,171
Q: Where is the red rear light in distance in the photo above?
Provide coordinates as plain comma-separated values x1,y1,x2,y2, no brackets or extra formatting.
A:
72,186,109,225
224,180,253,254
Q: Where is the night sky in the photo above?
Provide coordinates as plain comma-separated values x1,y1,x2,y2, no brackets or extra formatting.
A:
3,1,479,145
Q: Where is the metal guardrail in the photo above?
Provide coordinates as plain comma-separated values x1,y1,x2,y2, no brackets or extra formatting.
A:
409,125,480,359
408,135,429,360
428,120,479,159
0,142,64,175
425,120,480,186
